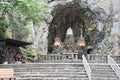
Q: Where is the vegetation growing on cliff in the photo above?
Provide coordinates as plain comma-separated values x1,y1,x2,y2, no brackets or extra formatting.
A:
0,0,48,61
0,0,47,39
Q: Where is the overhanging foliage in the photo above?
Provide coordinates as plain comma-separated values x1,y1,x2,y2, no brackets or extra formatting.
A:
0,0,48,39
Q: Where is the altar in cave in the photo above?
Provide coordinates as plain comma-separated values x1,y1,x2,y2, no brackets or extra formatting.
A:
50,27,87,59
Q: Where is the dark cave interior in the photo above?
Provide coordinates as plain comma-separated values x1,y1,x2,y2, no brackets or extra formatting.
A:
48,2,105,53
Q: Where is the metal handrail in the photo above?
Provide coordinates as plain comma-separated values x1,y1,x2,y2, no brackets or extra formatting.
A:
108,55,120,79
82,55,91,80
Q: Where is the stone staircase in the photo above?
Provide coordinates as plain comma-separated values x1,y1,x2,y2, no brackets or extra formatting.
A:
0,63,89,80
0,54,120,80
90,64,119,80
87,54,120,80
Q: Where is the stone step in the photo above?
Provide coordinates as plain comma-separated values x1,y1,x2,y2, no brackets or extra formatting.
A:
92,74,118,77
15,74,88,78
13,67,85,70
15,72,87,75
13,67,84,69
15,73,88,79
88,61,108,63
92,77,119,80
0,63,88,80
92,68,113,72
14,67,84,70
92,70,116,74
14,69,85,72
38,60,82,63
16,77,89,80
90,64,110,67
90,64,119,80
90,65,110,68
14,69,86,72
0,63,84,67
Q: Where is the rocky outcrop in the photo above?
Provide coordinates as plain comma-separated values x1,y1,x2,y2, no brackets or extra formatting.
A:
111,14,120,35
92,35,120,55
14,0,120,55
48,0,108,52
48,0,108,31
25,22,48,55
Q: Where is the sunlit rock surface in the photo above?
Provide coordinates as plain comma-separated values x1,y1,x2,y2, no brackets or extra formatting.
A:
17,0,120,55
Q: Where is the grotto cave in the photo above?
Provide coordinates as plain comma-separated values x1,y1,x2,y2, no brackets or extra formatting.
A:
48,1,107,56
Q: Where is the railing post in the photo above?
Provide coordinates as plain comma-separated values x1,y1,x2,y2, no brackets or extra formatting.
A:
75,54,78,59
87,55,90,61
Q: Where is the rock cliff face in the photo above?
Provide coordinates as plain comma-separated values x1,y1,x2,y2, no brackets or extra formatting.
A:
48,0,107,52
25,22,48,55
21,0,120,55
97,0,120,54
96,0,120,34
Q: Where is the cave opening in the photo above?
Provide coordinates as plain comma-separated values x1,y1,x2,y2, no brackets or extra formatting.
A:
48,2,105,54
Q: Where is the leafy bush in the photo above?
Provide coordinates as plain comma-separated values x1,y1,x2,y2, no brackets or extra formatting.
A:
20,47,38,62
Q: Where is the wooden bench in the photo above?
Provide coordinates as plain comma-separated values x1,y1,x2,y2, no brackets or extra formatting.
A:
0,69,15,80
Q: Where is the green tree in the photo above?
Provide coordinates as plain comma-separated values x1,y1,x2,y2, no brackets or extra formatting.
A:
0,0,49,61
0,0,47,39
